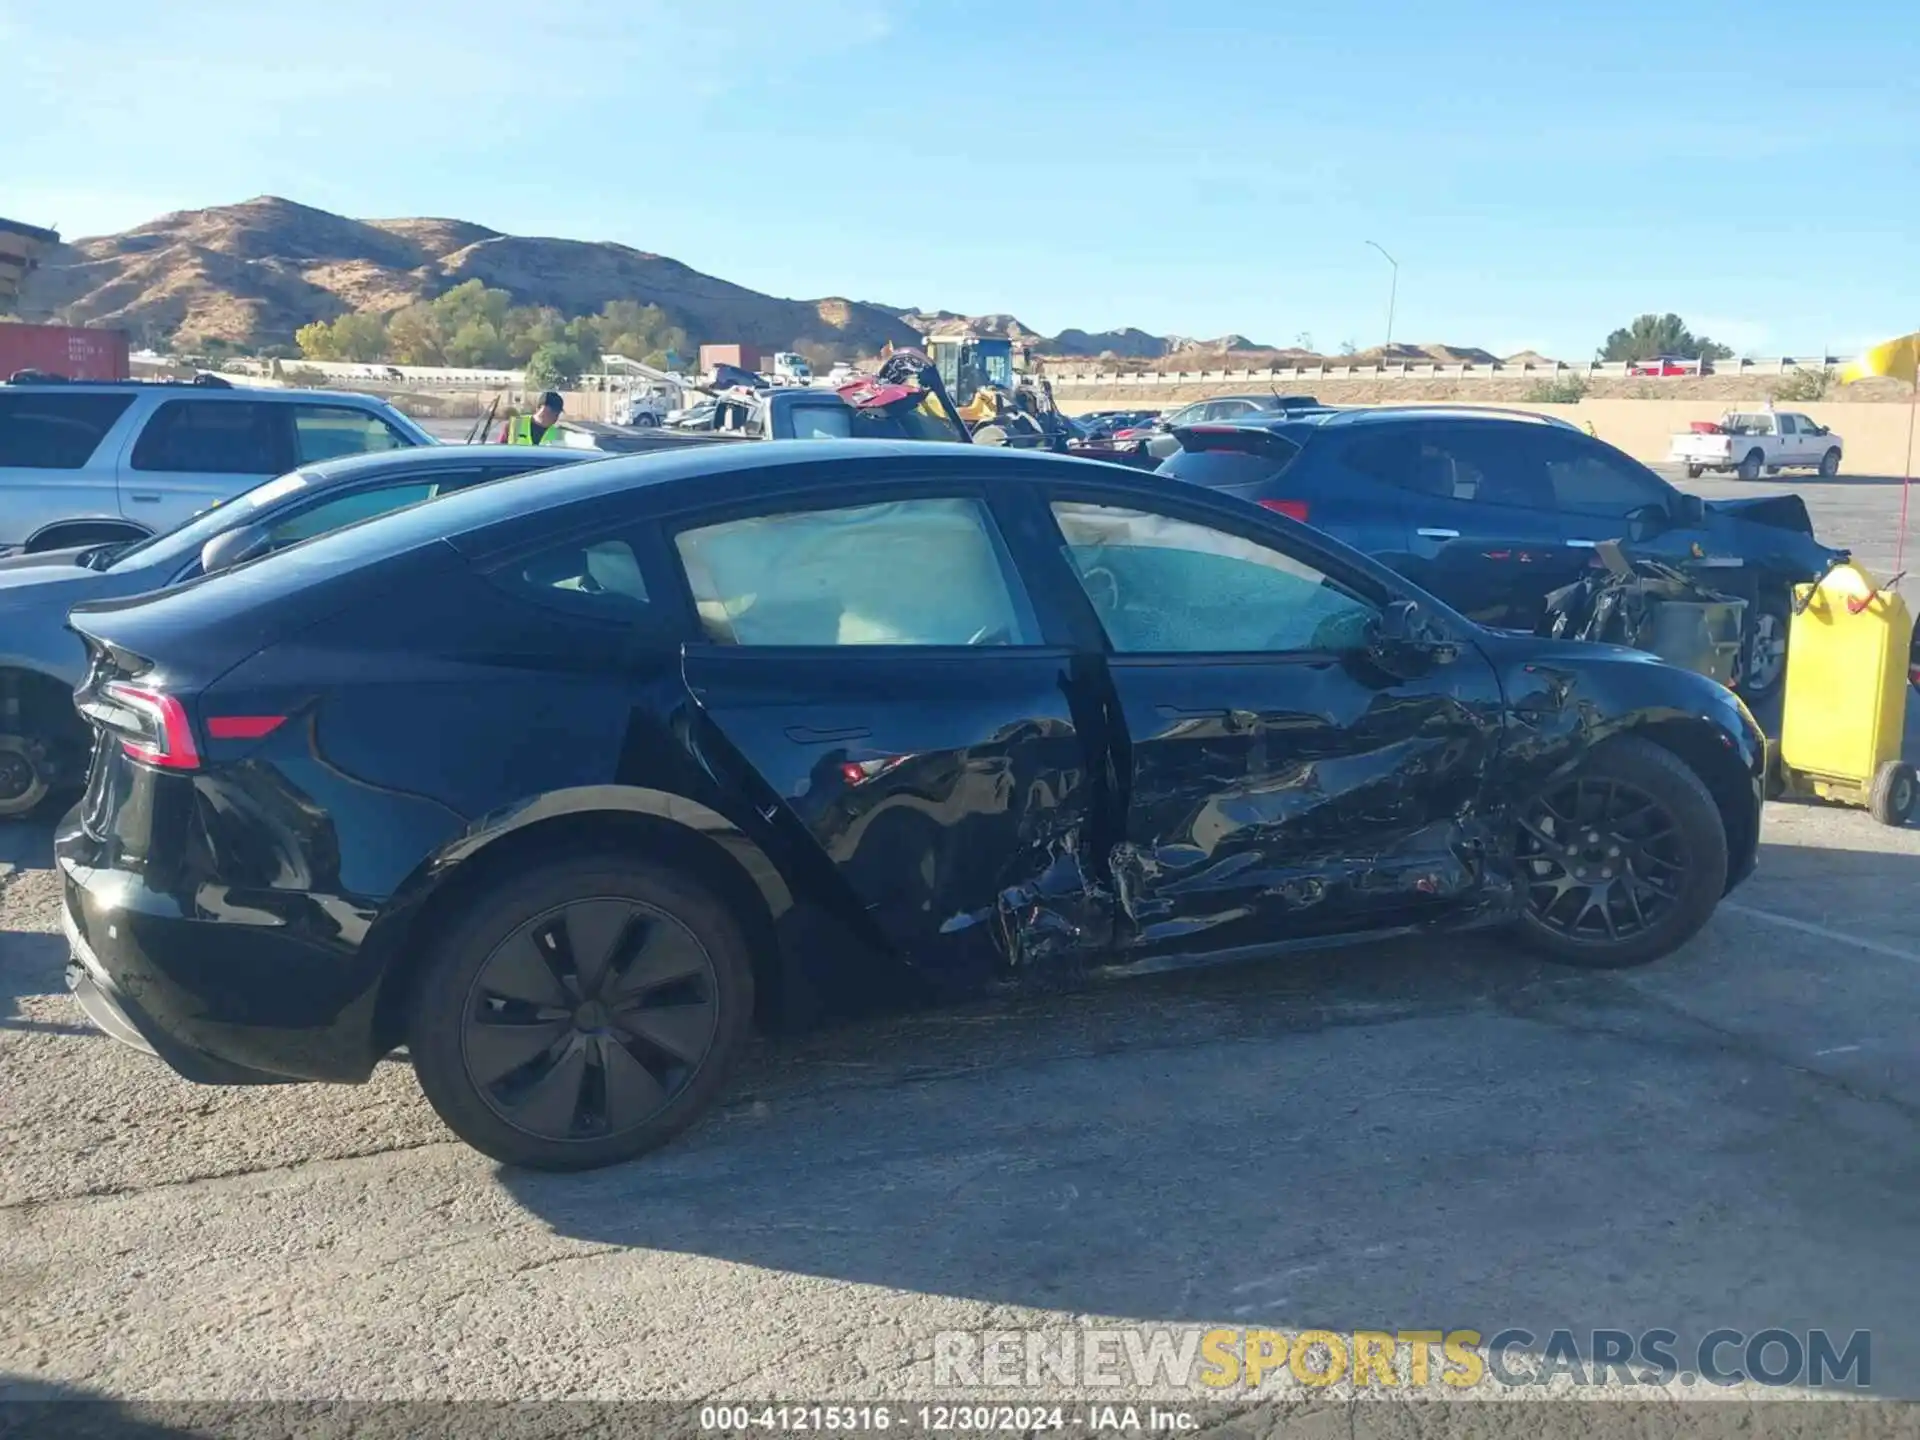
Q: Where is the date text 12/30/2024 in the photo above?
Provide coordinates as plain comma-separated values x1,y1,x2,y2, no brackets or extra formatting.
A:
699,1405,1195,1432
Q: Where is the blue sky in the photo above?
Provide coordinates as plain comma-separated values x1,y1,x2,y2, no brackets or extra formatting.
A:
7,0,1917,359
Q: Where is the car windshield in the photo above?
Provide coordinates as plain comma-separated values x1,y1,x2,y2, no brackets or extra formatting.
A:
106,469,316,573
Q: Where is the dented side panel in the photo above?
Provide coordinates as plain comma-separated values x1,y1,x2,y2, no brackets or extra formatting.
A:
681,646,1111,988
1098,648,1512,957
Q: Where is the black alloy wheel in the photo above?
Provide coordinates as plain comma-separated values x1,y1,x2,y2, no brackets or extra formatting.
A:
1510,738,1728,968
411,859,753,1169
465,898,719,1140
0,737,49,820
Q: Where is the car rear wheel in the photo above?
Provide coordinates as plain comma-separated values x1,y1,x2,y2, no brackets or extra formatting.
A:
1510,738,1729,968
1819,448,1841,478
1685,464,1704,480
409,857,754,1170
1737,449,1763,480
0,736,50,820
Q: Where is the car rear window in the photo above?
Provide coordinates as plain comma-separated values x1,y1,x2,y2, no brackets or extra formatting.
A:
1158,439,1300,489
0,392,135,468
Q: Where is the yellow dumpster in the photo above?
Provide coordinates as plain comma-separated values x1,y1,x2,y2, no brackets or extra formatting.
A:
1776,561,1916,826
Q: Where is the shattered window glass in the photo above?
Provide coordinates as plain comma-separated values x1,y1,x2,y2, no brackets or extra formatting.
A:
676,497,1037,647
1051,501,1375,654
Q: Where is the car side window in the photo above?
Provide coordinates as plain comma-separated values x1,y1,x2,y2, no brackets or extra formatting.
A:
291,406,411,464
0,393,135,468
1777,415,1798,436
675,497,1037,647
489,532,655,621
1539,437,1672,519
131,400,284,474
1341,426,1553,510
265,480,442,548
1050,501,1376,654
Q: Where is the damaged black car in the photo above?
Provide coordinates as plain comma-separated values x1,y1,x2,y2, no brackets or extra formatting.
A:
58,441,1766,1170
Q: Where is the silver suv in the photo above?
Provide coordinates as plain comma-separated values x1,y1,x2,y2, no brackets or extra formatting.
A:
0,378,433,555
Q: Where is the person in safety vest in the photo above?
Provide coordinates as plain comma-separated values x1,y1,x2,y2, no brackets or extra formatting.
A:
499,391,565,444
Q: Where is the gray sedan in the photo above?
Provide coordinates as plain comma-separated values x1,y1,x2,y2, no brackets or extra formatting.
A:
0,444,601,817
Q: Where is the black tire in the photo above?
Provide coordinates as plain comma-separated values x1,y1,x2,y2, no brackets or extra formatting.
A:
0,735,51,821
1735,589,1791,704
1685,464,1704,480
1818,447,1841,478
1736,449,1763,481
409,856,754,1170
1868,761,1916,828
1509,737,1729,969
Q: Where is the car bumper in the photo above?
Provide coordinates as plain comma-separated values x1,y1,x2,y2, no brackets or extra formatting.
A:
57,809,383,1085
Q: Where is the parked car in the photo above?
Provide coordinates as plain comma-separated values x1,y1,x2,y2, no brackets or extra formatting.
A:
1626,356,1707,378
0,377,433,556
1157,407,1845,701
0,445,598,817
598,380,968,452
60,440,1764,1170
1106,395,1327,467
1668,409,1843,480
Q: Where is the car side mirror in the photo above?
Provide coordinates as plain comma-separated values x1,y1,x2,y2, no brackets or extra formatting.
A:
200,522,273,576
1367,599,1459,678
1671,493,1707,525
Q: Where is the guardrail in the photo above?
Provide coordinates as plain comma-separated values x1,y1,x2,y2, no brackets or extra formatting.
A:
1037,356,1854,387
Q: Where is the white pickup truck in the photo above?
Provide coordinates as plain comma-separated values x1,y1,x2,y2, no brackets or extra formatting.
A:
1669,409,1843,481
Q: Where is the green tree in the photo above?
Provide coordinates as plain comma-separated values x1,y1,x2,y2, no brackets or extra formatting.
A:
325,312,390,362
1597,314,1733,364
295,320,340,360
444,318,507,368
385,304,447,366
525,341,589,390
430,279,513,334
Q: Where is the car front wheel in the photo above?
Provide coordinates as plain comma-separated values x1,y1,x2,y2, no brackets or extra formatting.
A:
1736,592,1791,704
410,856,755,1170
1510,737,1729,968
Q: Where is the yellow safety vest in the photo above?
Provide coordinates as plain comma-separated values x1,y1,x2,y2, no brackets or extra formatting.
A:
505,415,563,445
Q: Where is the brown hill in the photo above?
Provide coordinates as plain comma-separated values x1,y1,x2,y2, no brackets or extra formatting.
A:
17,196,925,356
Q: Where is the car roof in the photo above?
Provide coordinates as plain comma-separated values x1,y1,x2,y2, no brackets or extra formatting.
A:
294,443,593,485
0,380,402,405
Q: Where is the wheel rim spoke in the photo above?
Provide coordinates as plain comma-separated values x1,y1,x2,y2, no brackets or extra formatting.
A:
606,921,709,1000
466,1017,569,1085
477,933,570,1008
615,1000,715,1065
560,900,640,998
597,1037,671,1128
502,1044,589,1137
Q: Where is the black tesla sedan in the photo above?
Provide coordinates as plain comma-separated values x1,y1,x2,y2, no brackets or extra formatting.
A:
58,441,1766,1170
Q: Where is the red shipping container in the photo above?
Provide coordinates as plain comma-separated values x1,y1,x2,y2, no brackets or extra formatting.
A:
699,342,762,375
0,322,131,381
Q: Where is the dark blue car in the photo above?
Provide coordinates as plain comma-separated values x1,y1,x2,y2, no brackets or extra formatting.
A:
1157,407,1844,700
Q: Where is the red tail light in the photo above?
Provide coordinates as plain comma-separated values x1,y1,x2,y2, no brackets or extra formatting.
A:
93,682,288,770
102,683,201,770
1259,499,1311,522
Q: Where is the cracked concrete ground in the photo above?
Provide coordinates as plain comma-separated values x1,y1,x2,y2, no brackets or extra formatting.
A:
2,465,1917,1411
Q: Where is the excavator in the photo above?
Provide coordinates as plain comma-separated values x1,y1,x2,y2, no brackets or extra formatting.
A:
911,333,1074,452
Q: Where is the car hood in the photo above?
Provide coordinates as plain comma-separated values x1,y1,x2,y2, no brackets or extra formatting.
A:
0,545,92,575
1707,493,1816,535
0,561,156,610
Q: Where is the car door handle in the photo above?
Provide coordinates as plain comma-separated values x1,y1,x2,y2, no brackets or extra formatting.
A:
1156,704,1255,730
783,724,871,744
128,492,163,503
1415,527,1460,540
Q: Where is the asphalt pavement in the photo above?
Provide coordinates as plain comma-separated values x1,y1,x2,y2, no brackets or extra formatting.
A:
3,466,1918,1410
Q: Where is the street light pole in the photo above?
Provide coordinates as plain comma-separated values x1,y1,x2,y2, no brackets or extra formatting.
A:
1365,241,1398,355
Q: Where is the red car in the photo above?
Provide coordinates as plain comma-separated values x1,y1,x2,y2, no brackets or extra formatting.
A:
1627,356,1707,378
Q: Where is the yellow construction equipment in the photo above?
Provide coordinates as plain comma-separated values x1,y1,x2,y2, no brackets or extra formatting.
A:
1773,560,1916,826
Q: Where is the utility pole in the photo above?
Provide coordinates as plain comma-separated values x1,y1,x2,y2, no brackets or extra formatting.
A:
1365,241,1398,355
